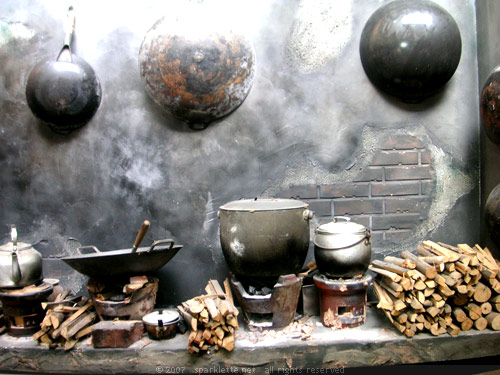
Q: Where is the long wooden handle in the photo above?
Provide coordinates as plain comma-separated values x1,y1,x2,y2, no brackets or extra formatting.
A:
132,220,150,252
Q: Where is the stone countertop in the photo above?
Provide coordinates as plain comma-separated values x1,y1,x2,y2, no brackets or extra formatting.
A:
0,307,499,374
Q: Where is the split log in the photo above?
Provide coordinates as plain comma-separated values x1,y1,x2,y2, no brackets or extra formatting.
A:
384,256,416,269
401,251,437,279
486,312,500,330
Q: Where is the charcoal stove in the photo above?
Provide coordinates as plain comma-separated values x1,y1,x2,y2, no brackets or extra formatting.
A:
230,274,302,329
313,273,372,328
0,282,53,336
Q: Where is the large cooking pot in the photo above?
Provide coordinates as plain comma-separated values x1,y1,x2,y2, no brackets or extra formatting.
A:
313,217,371,278
359,0,461,102
218,198,313,278
0,226,43,288
138,9,256,129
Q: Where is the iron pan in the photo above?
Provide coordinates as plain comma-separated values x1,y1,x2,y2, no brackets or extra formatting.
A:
61,239,182,280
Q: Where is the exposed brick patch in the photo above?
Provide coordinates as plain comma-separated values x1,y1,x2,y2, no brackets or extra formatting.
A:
385,165,433,180
371,181,420,197
353,167,383,182
305,200,331,217
371,150,419,166
421,149,432,164
334,199,383,215
275,135,434,250
320,183,369,198
385,197,430,214
382,135,425,150
276,184,318,199
421,181,433,195
372,214,424,230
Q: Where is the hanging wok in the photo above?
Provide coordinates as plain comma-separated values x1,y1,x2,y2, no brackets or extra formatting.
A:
138,10,256,129
25,6,101,133
61,239,183,280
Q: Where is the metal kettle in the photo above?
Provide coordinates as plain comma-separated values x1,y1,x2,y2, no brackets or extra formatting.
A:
0,226,43,288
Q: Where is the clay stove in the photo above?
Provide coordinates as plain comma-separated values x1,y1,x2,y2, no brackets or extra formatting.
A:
0,282,53,336
313,273,372,328
230,274,302,328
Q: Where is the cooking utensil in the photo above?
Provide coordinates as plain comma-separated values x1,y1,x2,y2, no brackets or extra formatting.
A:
131,220,150,253
481,65,500,144
218,198,314,278
138,12,256,129
485,183,500,248
61,239,182,279
313,217,371,278
142,309,179,340
359,0,461,102
25,6,101,133
0,225,43,288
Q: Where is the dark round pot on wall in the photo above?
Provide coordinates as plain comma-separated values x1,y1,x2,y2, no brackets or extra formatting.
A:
481,65,500,145
139,11,256,130
485,183,500,248
359,0,462,102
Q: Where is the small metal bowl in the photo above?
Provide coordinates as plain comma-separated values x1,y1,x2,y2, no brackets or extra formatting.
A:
142,309,180,340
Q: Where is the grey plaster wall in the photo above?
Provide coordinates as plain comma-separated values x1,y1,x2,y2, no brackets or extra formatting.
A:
0,0,480,305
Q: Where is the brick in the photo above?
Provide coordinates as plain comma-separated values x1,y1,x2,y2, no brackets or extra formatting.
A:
420,149,432,164
385,197,431,214
385,165,433,181
383,230,414,244
371,181,420,197
92,320,144,348
320,183,369,198
353,167,383,182
370,231,385,247
333,199,383,215
306,200,331,217
348,215,371,229
276,184,318,199
381,135,425,150
421,180,434,195
372,214,423,230
371,150,419,166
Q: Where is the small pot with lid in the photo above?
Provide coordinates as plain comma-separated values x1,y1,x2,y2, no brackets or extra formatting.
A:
142,309,180,340
0,226,43,288
313,217,371,278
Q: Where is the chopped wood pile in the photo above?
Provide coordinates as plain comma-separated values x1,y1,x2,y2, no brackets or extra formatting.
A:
371,240,500,337
178,279,239,354
33,290,97,350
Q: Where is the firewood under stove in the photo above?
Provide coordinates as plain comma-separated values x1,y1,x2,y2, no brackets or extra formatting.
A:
371,240,500,337
178,279,239,354
33,291,97,350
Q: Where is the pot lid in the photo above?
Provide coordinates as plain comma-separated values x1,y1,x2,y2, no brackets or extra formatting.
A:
142,309,180,325
219,198,308,212
315,217,367,235
0,226,33,252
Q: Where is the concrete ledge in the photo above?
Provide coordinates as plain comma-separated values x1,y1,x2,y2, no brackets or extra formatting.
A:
1,307,500,374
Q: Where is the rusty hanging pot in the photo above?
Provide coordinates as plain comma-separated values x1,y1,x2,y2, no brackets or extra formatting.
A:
138,8,256,130
481,65,500,145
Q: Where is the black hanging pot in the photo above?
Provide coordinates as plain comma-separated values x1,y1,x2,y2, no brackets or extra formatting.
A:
25,6,101,133
481,65,500,145
138,8,256,130
359,0,461,102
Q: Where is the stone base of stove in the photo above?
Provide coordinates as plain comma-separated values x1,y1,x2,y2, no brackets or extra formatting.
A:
1,307,500,373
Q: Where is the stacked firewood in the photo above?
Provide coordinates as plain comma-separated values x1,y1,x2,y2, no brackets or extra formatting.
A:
0,308,5,335
33,290,97,350
371,240,500,338
178,279,239,354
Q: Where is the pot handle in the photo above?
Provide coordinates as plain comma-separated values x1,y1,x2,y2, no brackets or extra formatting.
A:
319,228,371,250
77,245,101,255
146,239,174,253
10,226,22,283
333,216,351,223
57,6,75,62
303,209,314,221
